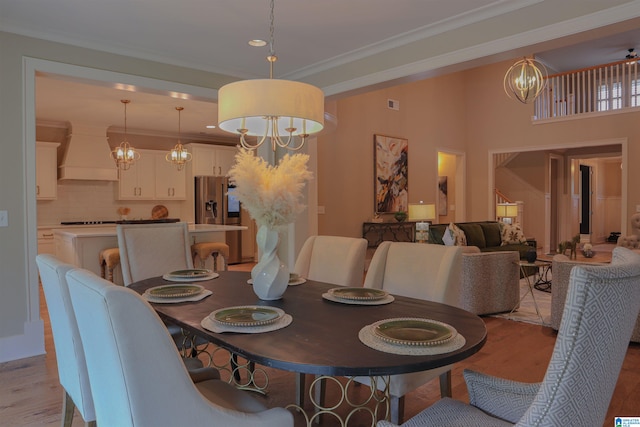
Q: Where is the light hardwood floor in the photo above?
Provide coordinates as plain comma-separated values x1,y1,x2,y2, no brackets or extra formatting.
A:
2,263,639,426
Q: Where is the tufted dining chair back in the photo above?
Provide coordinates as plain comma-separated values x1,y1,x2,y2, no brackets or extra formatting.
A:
36,254,96,427
360,241,463,423
379,247,640,427
65,268,294,427
293,235,368,286
364,241,462,305
292,235,368,407
117,222,193,286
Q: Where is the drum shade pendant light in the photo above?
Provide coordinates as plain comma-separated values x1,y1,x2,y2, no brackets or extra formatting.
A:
166,106,192,170
503,57,548,104
217,0,324,151
111,99,140,170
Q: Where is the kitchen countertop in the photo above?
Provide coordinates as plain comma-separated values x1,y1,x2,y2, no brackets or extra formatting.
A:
52,223,246,238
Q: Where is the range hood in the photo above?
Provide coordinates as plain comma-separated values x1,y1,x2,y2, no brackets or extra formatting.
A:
58,124,118,181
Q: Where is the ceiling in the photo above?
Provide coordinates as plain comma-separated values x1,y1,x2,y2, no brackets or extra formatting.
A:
3,0,640,140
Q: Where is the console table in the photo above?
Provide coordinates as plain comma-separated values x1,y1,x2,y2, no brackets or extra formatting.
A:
362,221,416,247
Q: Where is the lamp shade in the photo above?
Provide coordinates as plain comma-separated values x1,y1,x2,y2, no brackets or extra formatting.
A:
496,203,518,218
218,79,325,137
408,203,436,221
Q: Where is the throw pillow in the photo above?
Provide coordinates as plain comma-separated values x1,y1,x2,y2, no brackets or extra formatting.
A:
442,226,455,246
501,223,527,245
449,223,467,246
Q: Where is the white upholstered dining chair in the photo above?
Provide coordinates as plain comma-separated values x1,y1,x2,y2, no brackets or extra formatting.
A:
293,235,368,286
36,254,219,425
65,267,294,427
118,222,255,381
359,241,463,424
292,235,368,405
378,246,640,427
117,221,214,358
36,254,96,427
116,221,194,286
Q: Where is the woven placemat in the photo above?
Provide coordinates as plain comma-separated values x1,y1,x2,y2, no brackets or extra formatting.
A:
358,321,466,356
201,313,292,334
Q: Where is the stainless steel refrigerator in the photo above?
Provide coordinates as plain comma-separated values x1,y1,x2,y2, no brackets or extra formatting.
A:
194,176,242,264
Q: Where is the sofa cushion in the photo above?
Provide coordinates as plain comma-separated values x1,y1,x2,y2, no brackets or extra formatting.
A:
457,223,486,248
428,224,447,245
480,222,502,248
501,223,527,245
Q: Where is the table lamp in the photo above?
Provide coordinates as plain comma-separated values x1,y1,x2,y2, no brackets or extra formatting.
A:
408,201,436,243
496,203,518,224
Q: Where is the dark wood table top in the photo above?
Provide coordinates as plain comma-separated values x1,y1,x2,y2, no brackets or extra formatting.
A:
129,271,487,377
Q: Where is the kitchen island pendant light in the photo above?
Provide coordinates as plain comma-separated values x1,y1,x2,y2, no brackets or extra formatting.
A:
111,99,140,170
166,106,192,171
217,0,324,152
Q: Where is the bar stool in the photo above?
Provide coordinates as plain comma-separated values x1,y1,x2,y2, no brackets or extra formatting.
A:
191,242,230,271
99,248,120,282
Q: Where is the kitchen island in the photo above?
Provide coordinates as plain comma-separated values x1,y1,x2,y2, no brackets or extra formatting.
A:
53,224,247,285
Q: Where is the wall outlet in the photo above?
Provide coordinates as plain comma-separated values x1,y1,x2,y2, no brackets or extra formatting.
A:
636,205,640,212
317,206,326,214
0,210,7,227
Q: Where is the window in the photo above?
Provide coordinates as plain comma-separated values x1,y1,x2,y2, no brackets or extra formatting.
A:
632,79,640,107
597,81,621,111
597,78,640,111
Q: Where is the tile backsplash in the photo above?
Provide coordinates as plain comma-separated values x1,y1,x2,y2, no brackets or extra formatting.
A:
37,180,189,225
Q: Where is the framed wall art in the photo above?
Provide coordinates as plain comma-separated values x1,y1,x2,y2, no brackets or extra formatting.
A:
374,134,408,214
438,176,448,215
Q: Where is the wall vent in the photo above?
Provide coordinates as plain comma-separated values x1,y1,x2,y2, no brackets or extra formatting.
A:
387,99,400,111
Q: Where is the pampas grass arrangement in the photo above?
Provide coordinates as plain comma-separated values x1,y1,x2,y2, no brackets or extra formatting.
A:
228,149,313,229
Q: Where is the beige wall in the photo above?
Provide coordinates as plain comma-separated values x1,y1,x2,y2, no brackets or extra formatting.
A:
0,31,234,361
318,59,639,248
317,73,467,237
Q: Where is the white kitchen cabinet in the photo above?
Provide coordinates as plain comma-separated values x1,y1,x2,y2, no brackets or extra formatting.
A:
36,141,60,200
215,146,237,176
188,143,237,176
118,149,187,200
118,149,156,200
155,153,186,199
37,227,56,254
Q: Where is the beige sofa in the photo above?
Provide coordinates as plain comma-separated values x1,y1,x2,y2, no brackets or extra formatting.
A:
551,254,640,343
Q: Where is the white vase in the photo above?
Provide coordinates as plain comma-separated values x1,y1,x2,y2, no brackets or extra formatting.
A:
251,225,289,300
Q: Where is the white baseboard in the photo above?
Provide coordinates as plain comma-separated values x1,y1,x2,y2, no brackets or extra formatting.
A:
0,319,45,363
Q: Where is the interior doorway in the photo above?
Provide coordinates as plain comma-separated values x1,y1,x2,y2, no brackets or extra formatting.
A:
491,140,625,253
437,150,466,223
579,164,592,239
549,155,560,252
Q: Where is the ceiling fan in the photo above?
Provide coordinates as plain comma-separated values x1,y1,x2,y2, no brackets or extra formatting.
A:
625,48,638,60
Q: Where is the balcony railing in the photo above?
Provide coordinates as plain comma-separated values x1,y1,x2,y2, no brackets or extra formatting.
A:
534,59,640,121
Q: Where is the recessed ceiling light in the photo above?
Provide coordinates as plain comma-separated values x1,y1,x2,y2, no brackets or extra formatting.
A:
249,39,267,47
